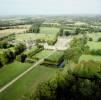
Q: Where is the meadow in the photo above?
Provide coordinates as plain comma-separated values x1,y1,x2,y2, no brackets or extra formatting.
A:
0,65,58,100
0,61,31,88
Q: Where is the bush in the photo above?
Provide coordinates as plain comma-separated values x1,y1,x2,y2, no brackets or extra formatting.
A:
97,37,101,42
1,49,15,65
91,49,101,56
89,37,93,41
14,43,26,55
0,58,3,68
64,31,71,36
16,54,27,62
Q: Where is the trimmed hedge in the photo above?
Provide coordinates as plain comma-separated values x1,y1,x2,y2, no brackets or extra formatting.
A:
44,51,64,66
24,46,44,57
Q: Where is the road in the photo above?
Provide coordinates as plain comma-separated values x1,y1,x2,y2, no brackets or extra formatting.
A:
0,50,56,93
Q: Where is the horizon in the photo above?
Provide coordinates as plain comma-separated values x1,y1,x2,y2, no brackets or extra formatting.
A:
0,0,101,16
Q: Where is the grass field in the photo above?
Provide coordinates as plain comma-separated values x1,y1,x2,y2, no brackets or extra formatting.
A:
32,50,53,60
87,41,101,50
0,61,31,88
16,33,57,43
40,27,59,34
0,65,58,100
15,27,59,44
79,55,101,62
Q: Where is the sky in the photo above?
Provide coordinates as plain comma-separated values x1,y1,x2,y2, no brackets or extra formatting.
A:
0,0,101,16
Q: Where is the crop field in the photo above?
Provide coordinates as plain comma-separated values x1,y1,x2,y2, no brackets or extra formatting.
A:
79,55,101,62
0,65,58,100
0,29,26,38
0,61,31,88
87,41,101,50
32,50,53,60
13,25,31,29
0,25,31,38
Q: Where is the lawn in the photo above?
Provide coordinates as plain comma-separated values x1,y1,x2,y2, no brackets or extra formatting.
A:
0,65,58,100
79,55,101,62
0,61,31,88
87,41,101,50
32,50,53,60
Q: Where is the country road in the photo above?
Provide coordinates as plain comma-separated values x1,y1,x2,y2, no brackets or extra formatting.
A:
0,50,56,93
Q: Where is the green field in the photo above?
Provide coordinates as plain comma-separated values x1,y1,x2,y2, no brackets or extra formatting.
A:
0,62,31,88
16,33,57,44
79,55,101,62
87,41,101,50
0,65,58,100
15,27,59,43
32,50,53,60
40,27,59,34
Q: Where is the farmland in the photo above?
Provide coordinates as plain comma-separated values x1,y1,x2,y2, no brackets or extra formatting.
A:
0,25,31,38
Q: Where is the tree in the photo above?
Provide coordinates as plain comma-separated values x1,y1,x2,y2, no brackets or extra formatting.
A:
16,54,27,62
0,40,8,49
2,49,15,64
75,28,81,35
28,23,40,33
59,28,63,36
15,43,26,55
64,31,71,36
0,58,3,68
